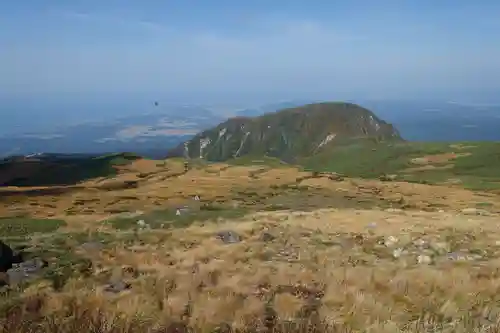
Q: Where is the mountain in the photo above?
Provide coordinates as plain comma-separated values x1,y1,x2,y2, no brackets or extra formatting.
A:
170,102,403,162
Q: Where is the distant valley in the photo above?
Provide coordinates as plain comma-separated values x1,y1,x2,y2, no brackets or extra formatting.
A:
1,100,499,159
0,105,225,159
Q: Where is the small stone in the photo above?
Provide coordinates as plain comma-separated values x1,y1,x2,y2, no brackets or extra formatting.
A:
461,208,490,216
216,230,241,244
137,220,146,227
413,239,427,248
447,252,467,261
384,236,399,247
380,174,397,181
104,280,131,293
417,254,433,265
393,248,404,259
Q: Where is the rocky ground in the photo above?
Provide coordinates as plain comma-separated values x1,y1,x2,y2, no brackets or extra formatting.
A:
1,159,500,332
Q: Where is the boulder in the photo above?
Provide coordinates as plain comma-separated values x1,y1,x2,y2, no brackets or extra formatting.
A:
0,240,23,272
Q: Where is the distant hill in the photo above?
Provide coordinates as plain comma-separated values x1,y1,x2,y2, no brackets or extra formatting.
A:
0,152,140,187
170,102,403,162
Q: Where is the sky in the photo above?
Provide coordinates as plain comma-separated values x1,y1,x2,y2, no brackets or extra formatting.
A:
1,0,500,106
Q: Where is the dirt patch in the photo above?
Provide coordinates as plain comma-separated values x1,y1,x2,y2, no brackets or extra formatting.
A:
410,152,471,165
115,159,163,173
402,164,454,173
449,144,476,150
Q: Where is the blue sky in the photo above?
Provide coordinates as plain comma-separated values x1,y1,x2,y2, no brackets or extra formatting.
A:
1,0,500,104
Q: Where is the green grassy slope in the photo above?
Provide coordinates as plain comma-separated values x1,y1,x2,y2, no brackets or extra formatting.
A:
302,141,500,191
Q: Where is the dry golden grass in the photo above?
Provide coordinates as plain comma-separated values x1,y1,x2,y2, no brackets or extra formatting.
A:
2,160,500,332
4,208,500,332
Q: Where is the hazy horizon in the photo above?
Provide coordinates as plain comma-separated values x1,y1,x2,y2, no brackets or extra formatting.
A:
2,1,500,134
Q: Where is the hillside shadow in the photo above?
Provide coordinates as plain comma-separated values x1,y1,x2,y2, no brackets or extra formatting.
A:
0,153,139,187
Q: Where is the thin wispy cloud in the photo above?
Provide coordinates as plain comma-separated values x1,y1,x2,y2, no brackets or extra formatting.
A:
48,8,171,34
1,1,499,102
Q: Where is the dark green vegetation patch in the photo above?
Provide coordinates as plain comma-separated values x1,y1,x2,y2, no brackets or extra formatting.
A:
0,217,66,238
0,152,140,187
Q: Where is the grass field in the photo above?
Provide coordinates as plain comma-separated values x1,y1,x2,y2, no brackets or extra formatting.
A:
2,143,500,332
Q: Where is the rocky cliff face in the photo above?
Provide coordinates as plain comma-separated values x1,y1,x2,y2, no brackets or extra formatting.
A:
170,102,403,162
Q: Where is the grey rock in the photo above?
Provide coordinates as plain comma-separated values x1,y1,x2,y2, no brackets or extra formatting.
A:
392,248,404,259
447,252,467,261
5,258,48,285
417,254,433,265
20,258,47,274
216,230,241,244
104,280,131,293
385,208,403,213
447,251,481,261
6,267,27,285
413,239,427,248
384,236,399,247
81,241,104,252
